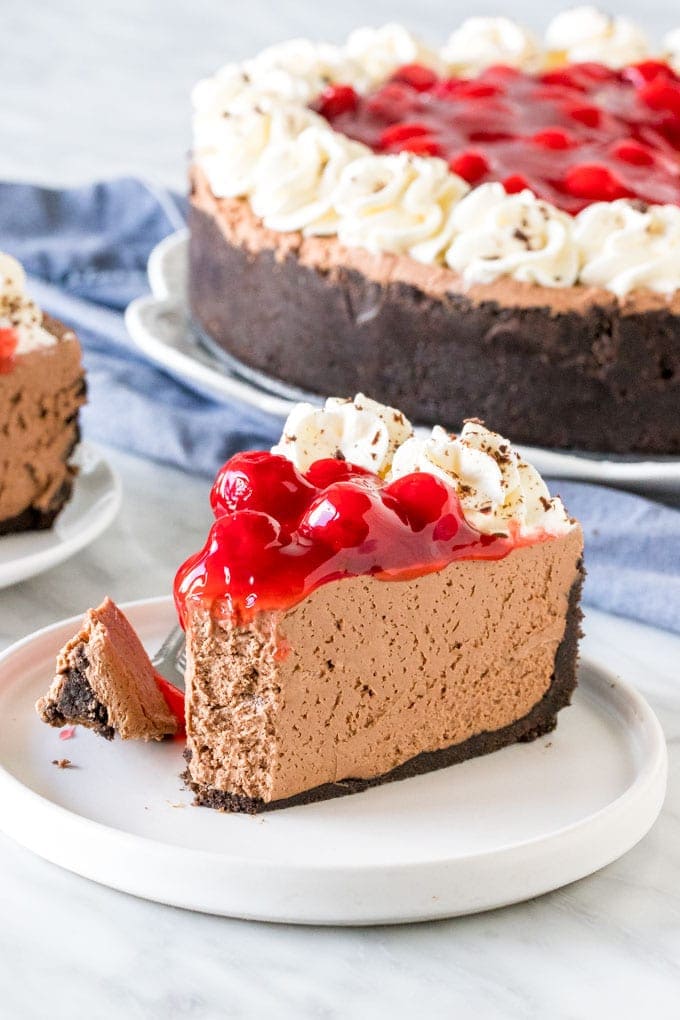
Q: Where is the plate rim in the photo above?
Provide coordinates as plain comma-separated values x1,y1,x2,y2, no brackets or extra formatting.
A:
0,596,668,922
0,443,122,589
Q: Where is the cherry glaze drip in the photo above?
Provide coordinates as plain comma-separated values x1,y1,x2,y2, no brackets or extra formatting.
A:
313,60,680,214
0,327,18,374
174,451,552,626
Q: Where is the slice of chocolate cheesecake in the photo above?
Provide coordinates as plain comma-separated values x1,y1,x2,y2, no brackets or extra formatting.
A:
0,253,86,534
37,598,178,741
177,395,584,813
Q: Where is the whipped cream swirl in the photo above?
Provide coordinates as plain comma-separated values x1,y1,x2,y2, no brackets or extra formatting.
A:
345,23,443,84
272,394,413,475
445,184,580,288
442,17,540,73
575,200,680,297
0,253,55,355
250,127,369,234
273,395,571,537
333,154,469,258
545,6,649,67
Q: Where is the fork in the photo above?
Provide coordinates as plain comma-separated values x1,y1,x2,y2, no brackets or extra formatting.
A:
152,625,186,691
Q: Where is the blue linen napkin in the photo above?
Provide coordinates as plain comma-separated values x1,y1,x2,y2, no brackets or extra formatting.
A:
0,177,678,634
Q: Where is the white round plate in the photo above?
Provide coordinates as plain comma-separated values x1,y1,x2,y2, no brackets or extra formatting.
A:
0,444,121,589
126,230,680,493
0,596,667,925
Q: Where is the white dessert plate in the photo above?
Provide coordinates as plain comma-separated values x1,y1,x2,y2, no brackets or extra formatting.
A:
125,230,680,493
0,444,121,590
0,596,667,925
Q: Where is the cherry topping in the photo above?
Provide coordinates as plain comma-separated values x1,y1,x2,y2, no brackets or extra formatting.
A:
313,83,359,119
564,164,633,202
389,134,442,156
153,673,186,736
449,150,490,182
299,482,373,551
318,59,680,213
378,121,431,148
532,128,577,150
611,140,656,166
390,64,439,92
0,327,18,374
638,79,680,117
174,452,539,624
304,458,374,489
623,61,676,86
503,173,531,194
210,451,314,523
383,472,449,532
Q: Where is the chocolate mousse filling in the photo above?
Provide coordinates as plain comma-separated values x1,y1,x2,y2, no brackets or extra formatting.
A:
186,570,581,812
188,165,680,454
0,313,86,534
183,533,584,813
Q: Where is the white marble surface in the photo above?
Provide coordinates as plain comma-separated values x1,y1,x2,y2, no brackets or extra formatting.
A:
0,447,679,1019
1,0,680,1014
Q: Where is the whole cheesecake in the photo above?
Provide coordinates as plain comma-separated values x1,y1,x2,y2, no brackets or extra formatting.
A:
0,253,86,534
176,395,584,813
188,9,680,454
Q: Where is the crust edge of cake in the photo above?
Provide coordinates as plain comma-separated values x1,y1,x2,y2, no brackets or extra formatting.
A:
184,560,585,814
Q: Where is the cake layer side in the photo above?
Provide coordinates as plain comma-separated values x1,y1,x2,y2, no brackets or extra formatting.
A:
0,314,86,529
185,529,584,807
188,185,680,454
185,560,584,814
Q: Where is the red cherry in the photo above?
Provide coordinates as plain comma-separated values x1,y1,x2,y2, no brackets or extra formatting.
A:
564,164,633,201
481,65,522,81
304,458,375,489
378,121,430,148
314,83,359,120
538,68,587,91
455,81,502,100
389,134,443,156
503,173,531,194
212,511,281,557
210,452,314,523
365,81,418,119
383,472,450,533
299,482,373,551
624,61,675,86
449,150,490,183
565,103,602,128
531,128,577,150
611,139,656,165
432,77,474,100
638,79,680,116
390,64,438,92
0,327,18,374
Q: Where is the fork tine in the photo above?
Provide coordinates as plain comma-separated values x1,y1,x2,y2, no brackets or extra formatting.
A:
152,624,187,691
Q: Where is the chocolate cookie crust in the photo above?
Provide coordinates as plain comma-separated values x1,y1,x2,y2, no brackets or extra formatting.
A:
185,562,584,814
188,195,680,454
